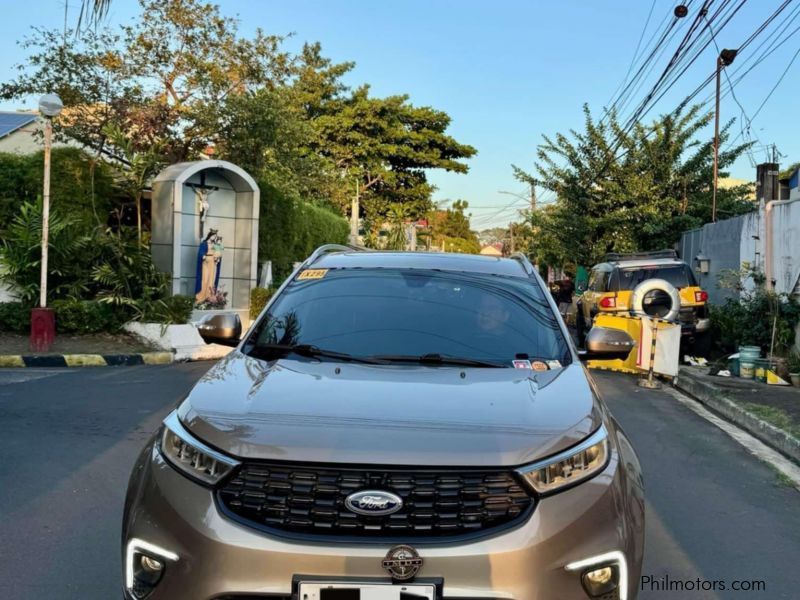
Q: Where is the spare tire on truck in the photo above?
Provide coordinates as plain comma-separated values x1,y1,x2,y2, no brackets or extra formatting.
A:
630,278,681,322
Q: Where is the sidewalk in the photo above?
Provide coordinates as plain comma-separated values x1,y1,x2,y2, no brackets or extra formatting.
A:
676,366,800,463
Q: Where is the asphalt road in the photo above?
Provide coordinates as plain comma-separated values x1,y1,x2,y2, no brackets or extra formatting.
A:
0,364,798,600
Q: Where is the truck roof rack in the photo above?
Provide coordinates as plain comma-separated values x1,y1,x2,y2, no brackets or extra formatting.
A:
603,249,678,262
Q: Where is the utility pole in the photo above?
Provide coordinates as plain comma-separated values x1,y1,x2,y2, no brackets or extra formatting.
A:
530,183,536,212
509,223,515,253
349,178,359,245
712,48,738,223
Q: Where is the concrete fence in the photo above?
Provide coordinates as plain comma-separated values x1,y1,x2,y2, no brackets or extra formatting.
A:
679,198,800,302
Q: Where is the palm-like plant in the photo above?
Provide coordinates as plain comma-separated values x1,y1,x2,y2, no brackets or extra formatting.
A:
385,203,411,251
103,123,165,244
78,0,111,29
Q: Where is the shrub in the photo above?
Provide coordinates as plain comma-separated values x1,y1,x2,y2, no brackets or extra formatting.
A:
51,299,127,334
0,148,116,236
0,302,29,333
258,182,349,282
0,201,171,310
138,295,194,325
709,291,800,356
250,287,276,319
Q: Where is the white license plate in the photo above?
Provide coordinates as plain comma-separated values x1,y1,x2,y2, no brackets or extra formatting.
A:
297,582,437,600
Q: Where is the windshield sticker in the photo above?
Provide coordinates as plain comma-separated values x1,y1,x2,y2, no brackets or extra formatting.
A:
546,359,562,369
297,269,328,280
531,361,549,371
512,359,532,370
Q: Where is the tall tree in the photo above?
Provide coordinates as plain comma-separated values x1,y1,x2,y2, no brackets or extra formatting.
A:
514,105,753,266
2,0,292,161
428,200,480,253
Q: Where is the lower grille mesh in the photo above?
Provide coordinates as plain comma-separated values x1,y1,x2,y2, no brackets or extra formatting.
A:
217,462,534,539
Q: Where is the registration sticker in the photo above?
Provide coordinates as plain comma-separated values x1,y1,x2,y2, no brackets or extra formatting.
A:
531,361,549,371
546,359,562,369
512,359,532,369
297,269,328,280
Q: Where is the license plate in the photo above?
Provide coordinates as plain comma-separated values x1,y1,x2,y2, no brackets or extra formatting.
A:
297,582,437,600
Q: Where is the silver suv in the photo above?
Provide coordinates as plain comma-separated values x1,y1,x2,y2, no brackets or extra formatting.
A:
122,246,645,600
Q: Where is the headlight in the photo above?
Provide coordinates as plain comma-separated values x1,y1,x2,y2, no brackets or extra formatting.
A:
518,425,609,495
159,411,240,486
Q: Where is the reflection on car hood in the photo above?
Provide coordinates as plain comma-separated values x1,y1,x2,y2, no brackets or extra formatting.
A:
179,351,600,467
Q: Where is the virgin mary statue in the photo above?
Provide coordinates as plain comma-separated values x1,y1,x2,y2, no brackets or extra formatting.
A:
195,229,222,303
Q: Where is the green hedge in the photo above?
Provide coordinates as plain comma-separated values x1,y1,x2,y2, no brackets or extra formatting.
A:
250,287,276,320
0,148,116,234
259,183,349,282
50,299,127,334
0,302,29,333
0,296,194,334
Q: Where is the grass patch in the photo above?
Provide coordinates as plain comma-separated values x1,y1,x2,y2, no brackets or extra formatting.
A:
768,464,797,489
743,403,800,439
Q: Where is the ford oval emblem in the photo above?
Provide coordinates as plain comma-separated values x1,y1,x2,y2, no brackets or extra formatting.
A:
345,490,403,516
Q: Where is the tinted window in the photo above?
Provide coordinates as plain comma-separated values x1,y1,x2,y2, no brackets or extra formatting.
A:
589,269,609,292
248,269,569,364
617,264,696,290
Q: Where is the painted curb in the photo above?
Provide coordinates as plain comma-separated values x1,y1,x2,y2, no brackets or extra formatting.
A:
0,351,174,368
675,366,800,464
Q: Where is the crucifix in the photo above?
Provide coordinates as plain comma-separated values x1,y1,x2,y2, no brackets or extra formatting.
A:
186,172,219,239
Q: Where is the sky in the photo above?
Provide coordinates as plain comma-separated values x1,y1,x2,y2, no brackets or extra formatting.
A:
1,0,799,229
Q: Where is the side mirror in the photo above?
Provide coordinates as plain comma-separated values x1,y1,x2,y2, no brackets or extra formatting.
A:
579,326,636,362
197,313,242,347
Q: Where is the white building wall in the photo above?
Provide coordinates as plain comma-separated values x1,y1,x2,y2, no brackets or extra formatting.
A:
770,201,800,295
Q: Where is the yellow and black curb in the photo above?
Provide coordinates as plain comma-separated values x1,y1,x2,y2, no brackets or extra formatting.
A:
0,352,173,368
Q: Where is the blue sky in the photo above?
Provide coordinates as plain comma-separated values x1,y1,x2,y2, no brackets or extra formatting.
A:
1,0,799,228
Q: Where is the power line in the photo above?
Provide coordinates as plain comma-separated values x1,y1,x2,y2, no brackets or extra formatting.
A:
751,43,800,120
605,1,690,120
604,0,660,110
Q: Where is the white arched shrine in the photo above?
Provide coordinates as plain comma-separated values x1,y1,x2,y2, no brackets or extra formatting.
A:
150,160,260,311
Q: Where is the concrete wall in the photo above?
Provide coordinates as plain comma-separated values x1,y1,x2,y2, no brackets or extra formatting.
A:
679,199,800,301
678,215,746,305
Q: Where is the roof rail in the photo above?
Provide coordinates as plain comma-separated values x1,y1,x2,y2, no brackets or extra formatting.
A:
509,252,536,276
305,243,367,266
603,249,678,262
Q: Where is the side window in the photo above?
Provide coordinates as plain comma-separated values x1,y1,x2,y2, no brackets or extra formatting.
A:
597,271,609,292
588,269,609,292
588,269,599,291
608,270,619,292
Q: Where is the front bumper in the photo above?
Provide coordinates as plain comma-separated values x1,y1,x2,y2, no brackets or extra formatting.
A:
122,438,644,600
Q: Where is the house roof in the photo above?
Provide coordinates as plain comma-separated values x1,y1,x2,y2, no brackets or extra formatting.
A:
0,112,38,140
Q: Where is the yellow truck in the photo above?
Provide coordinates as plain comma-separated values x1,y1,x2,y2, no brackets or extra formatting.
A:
576,250,710,355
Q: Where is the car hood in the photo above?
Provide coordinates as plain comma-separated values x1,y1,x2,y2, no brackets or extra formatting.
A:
179,351,600,467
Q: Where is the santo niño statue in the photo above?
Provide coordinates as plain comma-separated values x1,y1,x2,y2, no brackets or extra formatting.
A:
195,229,224,303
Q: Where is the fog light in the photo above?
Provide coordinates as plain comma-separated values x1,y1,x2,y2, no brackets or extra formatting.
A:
582,564,619,597
566,551,628,600
125,538,178,599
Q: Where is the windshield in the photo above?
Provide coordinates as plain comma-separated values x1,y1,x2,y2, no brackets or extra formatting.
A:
616,264,696,290
245,268,569,366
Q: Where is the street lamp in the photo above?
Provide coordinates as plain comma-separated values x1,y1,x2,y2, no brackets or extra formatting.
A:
712,48,737,223
30,93,63,352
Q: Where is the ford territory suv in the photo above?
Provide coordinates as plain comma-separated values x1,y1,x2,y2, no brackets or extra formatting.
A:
122,246,645,600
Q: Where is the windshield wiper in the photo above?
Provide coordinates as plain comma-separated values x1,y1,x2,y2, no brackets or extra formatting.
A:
370,353,507,368
249,343,384,364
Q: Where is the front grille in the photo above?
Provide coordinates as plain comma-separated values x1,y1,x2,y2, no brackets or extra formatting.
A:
217,462,534,539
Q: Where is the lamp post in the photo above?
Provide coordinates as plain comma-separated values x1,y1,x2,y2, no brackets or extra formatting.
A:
712,48,738,223
30,93,62,352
